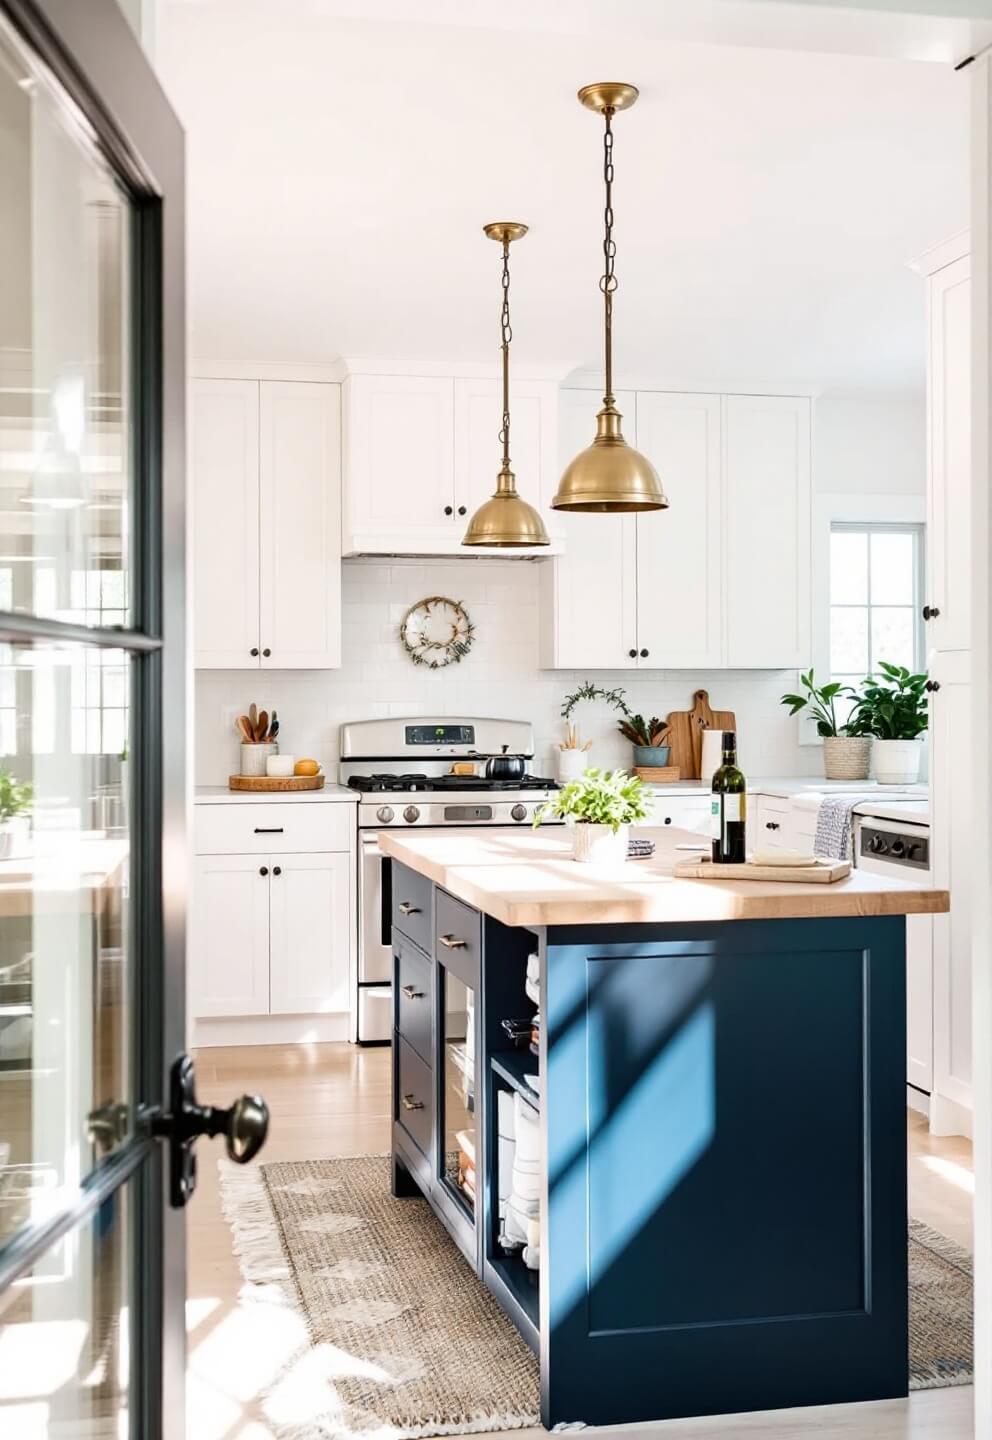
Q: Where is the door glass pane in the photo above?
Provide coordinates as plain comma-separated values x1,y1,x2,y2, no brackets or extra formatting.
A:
0,21,133,624
0,1178,129,1437
0,641,131,1253
442,969,475,1216
870,531,915,605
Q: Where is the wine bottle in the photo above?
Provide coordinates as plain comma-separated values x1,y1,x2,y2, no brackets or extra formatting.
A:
711,731,747,864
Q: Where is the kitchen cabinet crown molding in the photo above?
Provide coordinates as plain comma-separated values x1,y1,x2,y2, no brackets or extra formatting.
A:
192,359,347,383
909,229,970,278
341,354,571,383
563,370,823,399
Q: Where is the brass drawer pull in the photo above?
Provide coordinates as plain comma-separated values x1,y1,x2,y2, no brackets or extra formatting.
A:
401,984,424,1000
401,1094,424,1111
439,934,467,950
398,901,421,916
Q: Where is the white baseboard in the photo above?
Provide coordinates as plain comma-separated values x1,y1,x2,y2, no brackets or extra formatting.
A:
929,1088,974,1140
192,1012,350,1048
906,1084,931,1119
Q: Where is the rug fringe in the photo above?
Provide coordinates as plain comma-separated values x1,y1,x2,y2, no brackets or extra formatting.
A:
218,1159,292,1286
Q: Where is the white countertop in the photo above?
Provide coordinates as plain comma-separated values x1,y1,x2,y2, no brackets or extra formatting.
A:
645,776,928,801
195,784,359,804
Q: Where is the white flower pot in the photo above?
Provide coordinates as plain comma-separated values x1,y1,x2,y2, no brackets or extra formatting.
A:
873,738,923,785
557,749,588,783
571,822,629,865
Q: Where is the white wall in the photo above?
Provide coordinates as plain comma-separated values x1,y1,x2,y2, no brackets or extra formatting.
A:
815,388,926,495
195,558,809,786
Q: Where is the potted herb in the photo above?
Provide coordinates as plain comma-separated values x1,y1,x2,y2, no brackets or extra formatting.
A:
617,713,670,769
780,670,872,781
533,767,651,864
848,663,929,784
0,770,32,860
558,682,630,781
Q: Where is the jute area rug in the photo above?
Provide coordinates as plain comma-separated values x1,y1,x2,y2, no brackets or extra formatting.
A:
218,1156,973,1440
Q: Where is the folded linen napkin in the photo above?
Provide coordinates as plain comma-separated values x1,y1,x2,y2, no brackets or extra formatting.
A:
813,795,875,861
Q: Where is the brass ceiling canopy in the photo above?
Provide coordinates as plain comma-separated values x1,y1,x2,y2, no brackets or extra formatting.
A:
462,223,550,548
552,83,668,514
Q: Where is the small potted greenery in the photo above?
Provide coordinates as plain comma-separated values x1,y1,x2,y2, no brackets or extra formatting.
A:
533,767,651,864
780,670,872,781
848,663,929,784
0,770,32,860
617,712,670,769
558,682,630,780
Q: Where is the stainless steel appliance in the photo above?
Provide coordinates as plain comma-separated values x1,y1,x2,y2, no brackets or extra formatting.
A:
854,811,934,1099
341,717,560,1043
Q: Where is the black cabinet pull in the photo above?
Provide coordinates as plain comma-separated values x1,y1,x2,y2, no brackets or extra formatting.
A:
663,817,672,825
628,648,637,659
457,505,467,516
640,648,649,659
925,680,940,693
262,648,271,658
254,827,284,834
444,505,453,516
765,821,780,831
272,866,282,876
250,647,259,657
922,605,940,621
259,866,268,877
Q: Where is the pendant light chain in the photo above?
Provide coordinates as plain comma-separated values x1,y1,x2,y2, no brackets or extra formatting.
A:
600,107,618,406
499,237,513,467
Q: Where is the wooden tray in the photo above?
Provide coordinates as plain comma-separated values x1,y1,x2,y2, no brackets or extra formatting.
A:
229,774,325,793
674,857,851,884
634,765,681,783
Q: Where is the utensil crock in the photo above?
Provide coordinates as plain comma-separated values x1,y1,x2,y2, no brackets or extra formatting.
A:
241,741,278,777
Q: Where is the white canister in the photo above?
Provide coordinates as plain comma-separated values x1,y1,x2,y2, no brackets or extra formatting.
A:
558,749,589,782
241,742,277,777
700,729,725,784
266,754,296,778
572,822,629,865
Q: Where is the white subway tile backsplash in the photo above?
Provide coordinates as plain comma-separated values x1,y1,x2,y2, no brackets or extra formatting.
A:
194,557,813,786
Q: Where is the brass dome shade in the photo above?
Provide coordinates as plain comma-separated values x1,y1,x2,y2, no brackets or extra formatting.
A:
462,223,549,548
552,83,668,514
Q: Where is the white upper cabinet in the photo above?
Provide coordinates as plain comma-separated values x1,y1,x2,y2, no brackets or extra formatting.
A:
926,250,971,653
191,379,260,668
260,382,341,668
341,369,560,555
343,374,455,548
192,376,342,670
635,392,722,668
540,389,638,668
723,395,811,668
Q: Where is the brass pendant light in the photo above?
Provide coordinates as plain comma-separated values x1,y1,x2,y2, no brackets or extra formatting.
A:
552,83,668,513
462,222,550,548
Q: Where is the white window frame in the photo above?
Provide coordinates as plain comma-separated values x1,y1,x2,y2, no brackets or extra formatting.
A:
829,518,926,682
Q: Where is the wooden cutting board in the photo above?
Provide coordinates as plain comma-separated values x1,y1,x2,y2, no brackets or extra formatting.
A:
674,858,851,884
663,709,697,778
660,691,737,779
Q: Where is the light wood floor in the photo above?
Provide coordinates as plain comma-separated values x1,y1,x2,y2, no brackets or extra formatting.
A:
187,1043,975,1440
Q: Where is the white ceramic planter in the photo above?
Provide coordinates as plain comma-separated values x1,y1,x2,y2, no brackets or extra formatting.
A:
572,821,629,865
873,738,923,785
557,749,588,783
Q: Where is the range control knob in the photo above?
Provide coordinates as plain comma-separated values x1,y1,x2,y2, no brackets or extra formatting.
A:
510,803,528,822
376,805,395,824
906,843,921,861
403,805,420,824
869,833,887,855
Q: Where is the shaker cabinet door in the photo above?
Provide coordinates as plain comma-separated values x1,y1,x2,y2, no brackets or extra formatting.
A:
191,379,260,668
927,254,971,653
269,852,352,1015
454,376,561,542
259,381,341,668
192,854,271,1017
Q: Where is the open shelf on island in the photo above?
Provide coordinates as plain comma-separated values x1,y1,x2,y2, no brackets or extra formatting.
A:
491,1050,539,1110
488,1252,540,1350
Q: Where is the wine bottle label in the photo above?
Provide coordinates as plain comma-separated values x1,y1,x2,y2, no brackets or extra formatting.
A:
710,797,720,839
724,794,742,823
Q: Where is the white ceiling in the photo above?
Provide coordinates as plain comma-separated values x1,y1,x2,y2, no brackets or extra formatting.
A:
155,0,973,390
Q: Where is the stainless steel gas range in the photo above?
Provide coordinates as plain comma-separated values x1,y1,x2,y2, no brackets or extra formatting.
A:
340,716,560,1043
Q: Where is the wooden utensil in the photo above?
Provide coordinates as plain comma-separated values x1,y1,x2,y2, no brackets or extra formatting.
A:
664,708,698,778
248,702,258,739
236,715,254,743
257,709,269,742
673,857,851,884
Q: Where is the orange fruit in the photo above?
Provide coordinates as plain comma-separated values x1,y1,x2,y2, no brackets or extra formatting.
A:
294,759,320,777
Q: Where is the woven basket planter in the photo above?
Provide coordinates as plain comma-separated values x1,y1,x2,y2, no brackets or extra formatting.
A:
822,736,871,782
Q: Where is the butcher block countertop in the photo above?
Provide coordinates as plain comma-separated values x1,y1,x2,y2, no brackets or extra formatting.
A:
377,826,950,928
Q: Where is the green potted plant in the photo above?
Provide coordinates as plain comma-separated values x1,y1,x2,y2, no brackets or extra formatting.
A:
617,713,670,769
533,767,651,864
558,682,630,781
780,670,872,781
0,770,32,860
847,663,929,784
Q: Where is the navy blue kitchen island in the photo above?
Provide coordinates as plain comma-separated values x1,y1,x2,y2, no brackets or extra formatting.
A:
379,826,949,1430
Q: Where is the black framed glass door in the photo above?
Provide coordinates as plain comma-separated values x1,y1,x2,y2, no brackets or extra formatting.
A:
0,5,262,1437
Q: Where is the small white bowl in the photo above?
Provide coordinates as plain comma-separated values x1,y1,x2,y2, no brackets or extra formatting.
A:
266,755,296,778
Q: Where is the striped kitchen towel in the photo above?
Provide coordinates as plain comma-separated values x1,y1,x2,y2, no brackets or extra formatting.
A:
813,795,875,861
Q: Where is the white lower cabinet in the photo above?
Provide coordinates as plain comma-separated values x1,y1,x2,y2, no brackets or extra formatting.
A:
269,852,351,1015
192,854,271,1017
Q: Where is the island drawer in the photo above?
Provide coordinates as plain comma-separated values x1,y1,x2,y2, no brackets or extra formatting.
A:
435,890,481,985
395,935,432,1067
195,802,351,856
395,1035,432,1158
392,862,432,953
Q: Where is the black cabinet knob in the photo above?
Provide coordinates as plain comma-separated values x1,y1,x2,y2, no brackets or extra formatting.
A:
640,648,649,659
272,865,281,876
250,647,259,657
925,680,940,693
259,866,268,876
663,816,672,825
457,505,467,516
628,648,637,658
922,605,940,621
444,505,453,516
262,647,271,658
765,821,780,831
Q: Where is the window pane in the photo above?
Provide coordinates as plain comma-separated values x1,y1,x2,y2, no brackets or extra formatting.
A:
830,607,869,675
870,531,915,605
871,607,915,672
830,531,868,604
0,24,132,628
0,641,131,1262
0,1180,130,1437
